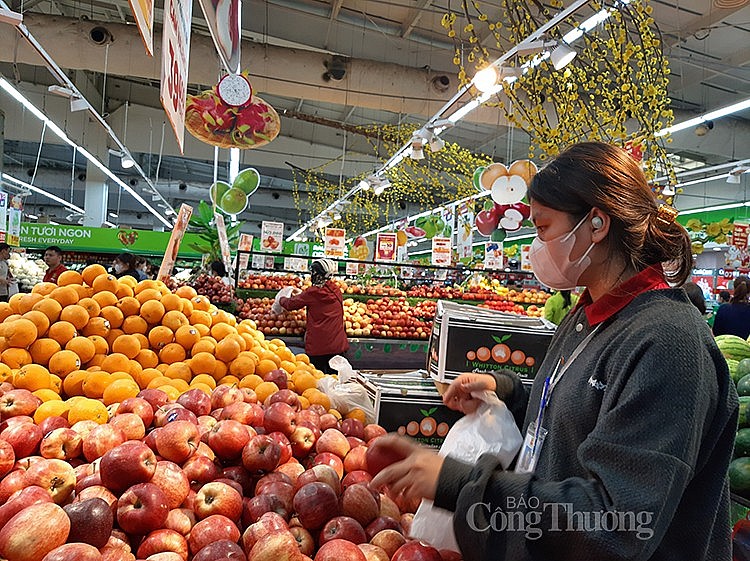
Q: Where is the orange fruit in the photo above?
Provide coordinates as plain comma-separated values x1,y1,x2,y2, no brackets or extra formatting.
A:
0,303,12,323
92,274,119,294
119,275,138,289
159,343,187,365
160,293,183,313
133,333,149,349
72,284,94,300
210,323,235,341
47,321,77,346
65,336,97,363
298,395,310,409
92,291,118,308
2,318,39,348
218,375,240,387
78,298,101,318
62,370,88,397
128,359,143,378
17,293,43,314
33,400,69,424
345,408,367,423
48,374,62,394
156,364,169,374
134,279,159,294
191,374,217,390
157,385,181,401
175,325,200,349
122,316,148,335
102,378,140,405
255,381,279,403
82,371,111,398
296,353,311,365
32,282,57,296
239,374,263,390
135,349,159,369
22,310,50,336
100,306,124,329
115,283,134,299
189,352,216,375
86,354,106,368
175,286,197,299
105,328,125,349
191,296,211,312
100,353,131,374
7,294,24,314
29,338,62,366
148,326,174,349
189,310,212,328
141,300,165,325
60,305,90,330
191,339,215,356
181,299,194,317
49,286,79,308
293,371,317,394
211,310,232,327
255,359,278,378
162,311,188,332
68,397,109,424
164,362,192,383
307,390,331,410
190,382,213,395
112,334,141,359
147,375,172,389
227,334,247,352
230,354,257,378
117,297,141,317
82,264,108,286
49,349,82,378
136,289,162,305
194,324,210,337
215,338,241,363
13,364,51,391
57,270,83,286
135,368,161,388
1,348,32,368
88,335,109,355
81,317,110,338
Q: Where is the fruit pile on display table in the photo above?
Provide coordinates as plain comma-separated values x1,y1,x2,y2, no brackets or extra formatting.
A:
0,268,445,561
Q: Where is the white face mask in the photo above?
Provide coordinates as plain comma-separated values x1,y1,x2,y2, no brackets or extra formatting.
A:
528,213,595,290
114,263,126,274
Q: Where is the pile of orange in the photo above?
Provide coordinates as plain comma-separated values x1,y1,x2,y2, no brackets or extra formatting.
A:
0,265,329,422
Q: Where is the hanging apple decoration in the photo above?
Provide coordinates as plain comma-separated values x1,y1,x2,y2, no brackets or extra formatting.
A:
473,159,537,238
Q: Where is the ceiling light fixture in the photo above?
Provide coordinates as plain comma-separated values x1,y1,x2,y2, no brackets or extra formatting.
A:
656,96,750,137
357,179,370,191
1,173,85,214
549,42,577,70
409,132,425,160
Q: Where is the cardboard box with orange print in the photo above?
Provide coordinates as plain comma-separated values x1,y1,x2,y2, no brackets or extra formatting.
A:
427,301,555,385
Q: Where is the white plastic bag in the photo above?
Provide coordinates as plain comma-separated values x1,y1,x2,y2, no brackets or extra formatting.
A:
316,356,376,423
271,286,295,315
410,391,523,551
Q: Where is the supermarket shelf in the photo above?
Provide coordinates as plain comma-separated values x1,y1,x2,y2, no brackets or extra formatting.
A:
278,336,429,370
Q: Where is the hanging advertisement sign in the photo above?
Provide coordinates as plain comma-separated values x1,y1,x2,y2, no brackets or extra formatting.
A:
520,244,533,272
157,203,193,281
160,0,193,153
484,241,503,270
431,237,452,267
324,228,346,258
456,201,474,262
0,192,7,235
252,254,274,270
283,257,308,272
346,262,363,276
197,0,241,73
733,222,749,249
375,233,397,262
237,233,253,270
442,206,455,240
127,0,155,55
260,221,283,253
214,213,233,276
7,195,22,246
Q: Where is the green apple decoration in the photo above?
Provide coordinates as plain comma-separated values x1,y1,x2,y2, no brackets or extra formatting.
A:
210,181,231,204
233,168,260,196
219,188,249,215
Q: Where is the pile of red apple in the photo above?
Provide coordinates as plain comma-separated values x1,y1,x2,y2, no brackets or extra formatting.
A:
239,275,303,291
365,299,430,340
192,275,237,305
0,377,458,561
236,298,307,336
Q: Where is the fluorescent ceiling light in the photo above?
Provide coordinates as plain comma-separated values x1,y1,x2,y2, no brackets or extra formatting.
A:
108,212,118,218
656,96,750,137
1,173,85,214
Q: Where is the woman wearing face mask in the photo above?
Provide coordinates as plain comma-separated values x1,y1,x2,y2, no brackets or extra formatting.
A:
112,253,140,279
369,142,737,560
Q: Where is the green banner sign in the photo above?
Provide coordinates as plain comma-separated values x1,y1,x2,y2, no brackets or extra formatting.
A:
19,223,204,258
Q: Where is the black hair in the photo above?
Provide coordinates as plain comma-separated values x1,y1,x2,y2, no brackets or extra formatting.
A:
682,282,706,314
732,276,750,304
211,261,227,277
560,290,572,308
44,246,62,255
719,290,731,303
115,253,136,268
0,243,9,252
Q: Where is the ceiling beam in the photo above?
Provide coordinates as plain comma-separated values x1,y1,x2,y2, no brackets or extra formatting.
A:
402,0,432,39
664,4,748,47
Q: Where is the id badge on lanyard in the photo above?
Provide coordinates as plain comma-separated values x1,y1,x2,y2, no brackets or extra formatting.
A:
515,324,602,474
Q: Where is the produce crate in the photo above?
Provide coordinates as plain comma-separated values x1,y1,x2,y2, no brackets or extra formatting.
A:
428,300,556,385
357,370,463,449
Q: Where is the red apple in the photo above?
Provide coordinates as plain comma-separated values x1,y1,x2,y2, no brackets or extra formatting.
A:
137,388,170,412
268,432,293,465
267,390,300,411
296,410,320,428
108,413,146,441
275,462,305,485
73,486,118,512
188,515,241,556
0,502,70,561
100,441,157,492
308,404,327,417
341,484,380,527
117,397,154,427
316,429,350,459
358,544,390,561
137,529,188,560
255,472,292,494
289,426,316,459
399,513,414,536
70,420,98,439
319,414,339,432
177,389,212,417
391,541,442,561
164,508,196,536
197,415,218,436
313,452,344,479
116,482,170,535
193,540,246,561
41,542,102,561
341,419,365,440
320,516,367,545
222,466,255,496
240,387,258,404
211,385,244,410
243,494,289,523
0,415,34,432
314,539,367,561
263,403,297,437
214,478,244,497
13,455,44,472
37,415,69,436
363,425,386,443
195,481,243,521
144,553,182,561
154,405,198,428
295,464,341,495
370,529,406,557
40,428,82,460
220,402,261,426
0,389,41,419
379,494,400,520
343,446,368,473
289,526,314,556
82,424,126,462
257,481,294,514
1,421,43,458
99,547,133,561
242,435,281,473
365,441,406,476
156,421,199,463
181,454,221,486
75,472,102,494
342,471,372,490
262,369,288,390
298,421,321,442
0,485,53,528
347,437,366,449
0,439,14,477
365,517,402,540
247,531,301,561
241,511,288,552
151,460,191,510
293,482,339,530
23,458,76,504
63,498,113,549
208,420,251,461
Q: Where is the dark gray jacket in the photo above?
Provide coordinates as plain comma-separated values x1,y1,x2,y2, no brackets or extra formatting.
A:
435,289,738,560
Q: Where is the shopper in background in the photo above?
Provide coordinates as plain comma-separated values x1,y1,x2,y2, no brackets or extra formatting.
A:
134,257,150,281
370,142,737,560
719,289,731,304
713,275,750,338
542,289,578,325
210,260,232,285
276,258,348,373
112,253,140,279
42,246,67,283
0,244,12,302
682,281,707,315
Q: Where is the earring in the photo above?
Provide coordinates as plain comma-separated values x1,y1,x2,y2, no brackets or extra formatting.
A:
592,216,603,229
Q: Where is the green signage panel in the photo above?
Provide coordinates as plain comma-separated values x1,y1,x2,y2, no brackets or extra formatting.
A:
19,223,204,258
